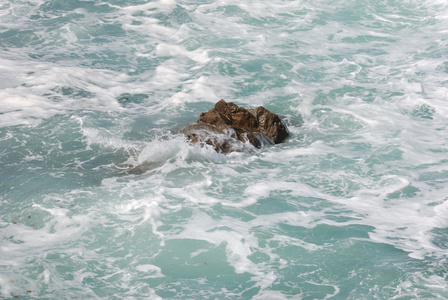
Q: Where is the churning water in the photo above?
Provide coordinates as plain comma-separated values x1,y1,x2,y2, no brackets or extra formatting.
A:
1,0,448,298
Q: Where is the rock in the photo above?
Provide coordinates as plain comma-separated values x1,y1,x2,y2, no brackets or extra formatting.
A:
182,99,289,153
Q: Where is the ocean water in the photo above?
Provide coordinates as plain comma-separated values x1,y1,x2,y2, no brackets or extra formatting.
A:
1,0,448,298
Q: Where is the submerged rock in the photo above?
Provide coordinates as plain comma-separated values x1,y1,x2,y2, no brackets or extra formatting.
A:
181,99,289,153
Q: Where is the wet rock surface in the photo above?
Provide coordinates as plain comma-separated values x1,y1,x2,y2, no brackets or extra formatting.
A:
181,99,289,153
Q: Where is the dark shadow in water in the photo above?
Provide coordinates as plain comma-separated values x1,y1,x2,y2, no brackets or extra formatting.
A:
113,161,160,176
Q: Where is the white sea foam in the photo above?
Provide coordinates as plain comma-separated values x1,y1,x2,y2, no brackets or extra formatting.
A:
0,56,137,125
135,264,164,278
2,0,448,298
0,204,95,272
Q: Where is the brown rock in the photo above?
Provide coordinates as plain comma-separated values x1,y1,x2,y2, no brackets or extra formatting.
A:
182,99,289,153
252,106,289,144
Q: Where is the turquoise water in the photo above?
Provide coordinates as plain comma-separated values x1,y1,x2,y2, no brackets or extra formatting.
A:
1,0,448,298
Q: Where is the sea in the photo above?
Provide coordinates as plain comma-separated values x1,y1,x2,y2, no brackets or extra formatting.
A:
1,0,448,299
